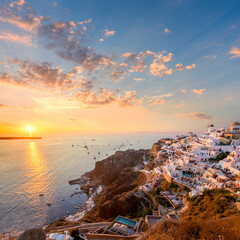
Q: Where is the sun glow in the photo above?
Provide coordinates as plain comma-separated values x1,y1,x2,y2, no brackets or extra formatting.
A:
25,125,34,137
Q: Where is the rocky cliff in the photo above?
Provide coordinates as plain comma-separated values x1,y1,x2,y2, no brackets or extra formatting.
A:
90,149,145,185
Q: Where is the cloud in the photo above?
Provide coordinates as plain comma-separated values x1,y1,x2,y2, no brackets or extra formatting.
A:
110,70,126,81
151,93,173,98
133,78,145,81
175,112,213,120
164,28,170,33
0,59,85,91
75,90,137,108
231,25,237,29
0,32,33,46
99,38,104,42
104,29,116,37
149,52,173,77
192,88,206,95
130,60,147,72
145,50,155,56
0,103,35,110
0,4,43,32
181,89,187,93
185,63,195,69
9,0,25,7
229,46,240,58
119,62,127,67
148,92,172,106
150,99,165,105
37,20,114,72
122,52,138,62
0,103,8,107
176,63,184,71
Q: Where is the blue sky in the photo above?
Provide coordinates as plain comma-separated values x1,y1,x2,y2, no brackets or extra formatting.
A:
0,0,239,135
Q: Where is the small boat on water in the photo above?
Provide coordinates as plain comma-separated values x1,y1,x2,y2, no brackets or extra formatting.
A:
74,206,79,209
47,203,51,206
39,194,44,197
94,157,96,160
98,152,100,154
66,211,70,214
87,152,90,154
84,145,88,149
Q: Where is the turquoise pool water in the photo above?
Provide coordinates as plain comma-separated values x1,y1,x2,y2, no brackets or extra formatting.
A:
183,172,190,177
115,216,136,227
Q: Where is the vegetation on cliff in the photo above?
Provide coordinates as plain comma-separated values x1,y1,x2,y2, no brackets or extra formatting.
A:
208,151,230,162
183,189,239,220
142,216,240,240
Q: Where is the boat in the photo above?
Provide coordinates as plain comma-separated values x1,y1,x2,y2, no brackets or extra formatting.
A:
47,203,51,206
74,206,79,209
39,194,44,197
94,157,96,160
84,145,88,148
66,211,70,214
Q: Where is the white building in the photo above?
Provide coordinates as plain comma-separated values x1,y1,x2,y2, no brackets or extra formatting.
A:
208,124,215,133
230,122,240,133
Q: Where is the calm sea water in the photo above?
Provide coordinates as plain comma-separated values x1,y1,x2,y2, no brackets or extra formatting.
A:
0,134,165,234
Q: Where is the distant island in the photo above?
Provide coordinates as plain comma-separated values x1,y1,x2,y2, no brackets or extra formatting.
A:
0,137,42,140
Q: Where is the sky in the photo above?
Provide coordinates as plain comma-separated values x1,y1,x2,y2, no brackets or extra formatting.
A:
0,0,239,136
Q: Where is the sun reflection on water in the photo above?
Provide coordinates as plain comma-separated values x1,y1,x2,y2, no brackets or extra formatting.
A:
23,141,50,197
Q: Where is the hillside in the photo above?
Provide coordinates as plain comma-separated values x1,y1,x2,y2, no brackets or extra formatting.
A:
141,216,240,240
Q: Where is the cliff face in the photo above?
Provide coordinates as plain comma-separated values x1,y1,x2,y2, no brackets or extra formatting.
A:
82,148,149,222
84,170,147,221
149,141,163,156
99,191,142,219
90,149,145,185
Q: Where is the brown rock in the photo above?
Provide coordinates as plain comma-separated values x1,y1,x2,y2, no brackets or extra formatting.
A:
18,228,46,240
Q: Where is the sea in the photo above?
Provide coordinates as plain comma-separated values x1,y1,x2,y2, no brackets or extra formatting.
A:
0,134,172,234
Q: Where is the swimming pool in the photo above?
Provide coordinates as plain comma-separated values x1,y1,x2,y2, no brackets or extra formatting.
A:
182,172,190,177
115,216,137,228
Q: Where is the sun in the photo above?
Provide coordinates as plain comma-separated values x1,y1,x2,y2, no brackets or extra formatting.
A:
25,125,34,137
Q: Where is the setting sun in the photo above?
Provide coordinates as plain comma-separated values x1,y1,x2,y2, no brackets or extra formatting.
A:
25,125,34,137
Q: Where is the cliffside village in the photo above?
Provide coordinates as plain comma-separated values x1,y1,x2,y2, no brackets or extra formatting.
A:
16,122,240,240
146,121,240,197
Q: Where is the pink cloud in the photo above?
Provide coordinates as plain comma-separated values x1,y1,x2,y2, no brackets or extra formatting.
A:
164,28,171,33
150,99,165,105
104,29,116,37
9,0,25,7
0,32,33,46
192,88,206,95
185,63,195,70
175,112,213,120
229,46,240,58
